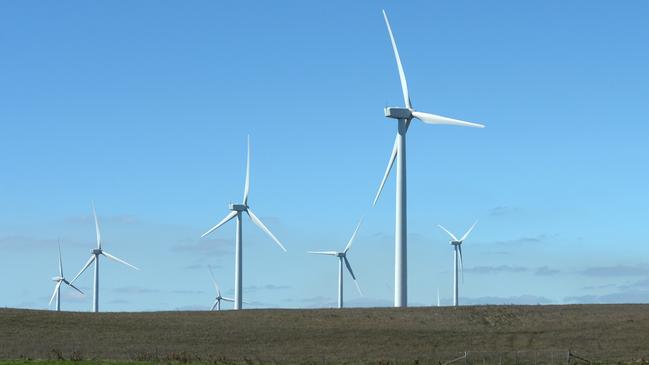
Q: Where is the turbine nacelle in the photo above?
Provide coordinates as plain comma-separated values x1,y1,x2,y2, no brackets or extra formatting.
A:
91,248,102,255
229,203,248,212
384,107,412,120
450,241,462,246
52,276,63,282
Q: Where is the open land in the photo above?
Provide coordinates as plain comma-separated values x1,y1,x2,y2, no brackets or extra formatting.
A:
1,305,649,364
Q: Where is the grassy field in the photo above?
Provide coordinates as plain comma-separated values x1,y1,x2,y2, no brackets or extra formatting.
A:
1,305,649,364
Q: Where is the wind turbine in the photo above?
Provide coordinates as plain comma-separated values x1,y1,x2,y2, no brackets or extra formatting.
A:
49,241,84,311
71,202,140,312
438,221,477,307
208,266,234,311
201,136,287,310
372,10,485,307
307,217,364,308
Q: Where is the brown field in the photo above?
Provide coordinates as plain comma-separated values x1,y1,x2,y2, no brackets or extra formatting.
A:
1,304,648,364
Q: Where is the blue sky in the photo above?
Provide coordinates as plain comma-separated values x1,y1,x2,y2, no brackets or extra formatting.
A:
1,0,649,311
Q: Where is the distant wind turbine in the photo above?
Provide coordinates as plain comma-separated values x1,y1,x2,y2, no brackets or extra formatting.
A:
49,240,84,311
208,266,234,311
373,10,485,308
201,136,287,310
438,221,478,307
71,202,140,312
308,217,364,308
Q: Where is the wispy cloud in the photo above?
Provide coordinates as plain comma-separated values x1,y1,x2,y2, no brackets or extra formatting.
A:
111,286,159,294
461,295,553,305
171,289,205,295
0,235,54,250
534,266,560,276
488,206,522,217
464,265,528,274
492,234,552,246
565,290,649,304
579,264,649,277
172,237,232,257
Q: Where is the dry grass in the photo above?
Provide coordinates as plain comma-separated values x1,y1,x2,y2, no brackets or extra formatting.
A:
1,305,649,363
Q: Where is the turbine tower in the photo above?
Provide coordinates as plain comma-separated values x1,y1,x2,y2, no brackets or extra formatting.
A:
438,221,477,307
373,10,485,307
308,217,364,308
201,136,287,310
71,202,140,312
49,241,84,311
208,266,234,311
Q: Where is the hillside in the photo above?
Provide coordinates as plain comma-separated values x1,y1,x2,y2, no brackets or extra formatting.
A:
1,305,648,363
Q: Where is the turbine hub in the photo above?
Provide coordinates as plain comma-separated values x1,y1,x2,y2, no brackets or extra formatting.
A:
336,252,345,258
229,203,248,212
384,107,412,120
52,276,63,281
92,248,102,255
451,241,462,246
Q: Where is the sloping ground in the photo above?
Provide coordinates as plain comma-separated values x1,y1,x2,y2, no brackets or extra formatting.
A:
1,305,648,363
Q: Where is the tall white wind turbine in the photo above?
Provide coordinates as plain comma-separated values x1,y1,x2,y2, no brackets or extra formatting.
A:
71,202,140,312
373,10,485,307
201,137,287,310
308,218,364,308
49,241,84,311
438,221,477,307
208,266,234,311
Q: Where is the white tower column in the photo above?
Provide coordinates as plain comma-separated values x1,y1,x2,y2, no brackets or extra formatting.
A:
394,118,408,307
234,212,243,310
453,245,459,307
93,255,99,313
56,285,61,312
338,257,344,309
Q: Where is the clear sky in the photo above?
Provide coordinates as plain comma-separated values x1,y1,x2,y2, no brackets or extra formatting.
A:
1,1,649,311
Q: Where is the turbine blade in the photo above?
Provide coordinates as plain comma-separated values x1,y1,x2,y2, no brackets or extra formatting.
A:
57,240,63,276
460,221,478,242
101,251,140,270
246,209,287,252
222,297,235,302
63,279,84,295
71,255,96,283
343,216,364,253
372,136,398,207
210,299,219,311
412,111,485,128
208,265,220,296
201,210,238,238
307,251,338,256
92,201,101,249
382,10,411,109
437,225,459,241
459,244,464,283
49,281,62,306
243,135,251,206
344,257,363,296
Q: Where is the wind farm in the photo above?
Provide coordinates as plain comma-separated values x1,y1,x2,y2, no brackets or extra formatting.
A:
1,2,649,364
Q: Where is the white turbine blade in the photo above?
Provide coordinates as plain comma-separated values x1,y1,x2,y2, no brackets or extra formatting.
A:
344,257,363,296
221,297,235,302
243,135,251,206
307,251,339,256
71,255,96,283
372,136,398,207
101,251,140,270
343,217,364,253
437,225,459,241
412,111,485,128
210,299,219,311
57,240,63,276
459,244,464,283
49,281,62,306
201,210,238,238
208,266,220,296
63,279,84,295
92,201,101,249
460,221,478,242
246,209,287,252
382,10,411,109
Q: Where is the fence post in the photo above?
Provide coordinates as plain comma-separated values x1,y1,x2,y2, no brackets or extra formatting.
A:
465,351,468,365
